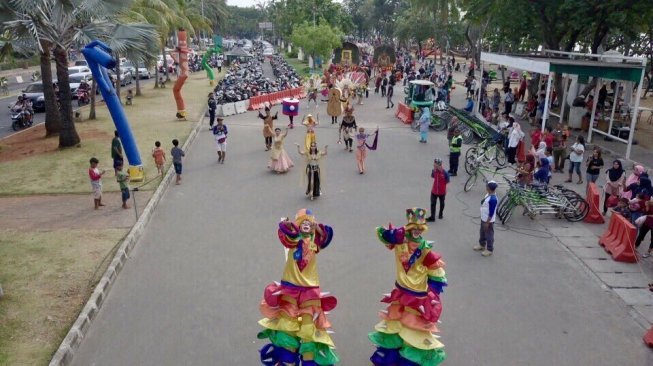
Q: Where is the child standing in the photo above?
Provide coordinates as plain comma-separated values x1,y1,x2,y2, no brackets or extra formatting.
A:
88,157,106,209
116,162,131,209
171,139,185,185
152,141,166,175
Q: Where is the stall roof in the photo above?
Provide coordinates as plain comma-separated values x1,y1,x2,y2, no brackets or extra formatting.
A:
481,52,645,82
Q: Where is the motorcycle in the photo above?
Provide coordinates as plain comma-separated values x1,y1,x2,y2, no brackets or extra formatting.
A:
10,108,33,131
77,88,90,106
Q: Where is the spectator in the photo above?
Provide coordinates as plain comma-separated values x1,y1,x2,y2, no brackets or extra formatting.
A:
517,154,535,186
611,197,631,220
115,162,130,209
448,128,463,176
152,141,166,175
635,201,653,258
473,181,499,257
542,126,554,149
111,130,124,176
426,158,450,221
566,136,585,184
585,147,604,184
506,121,524,164
171,139,185,185
207,92,217,129
492,88,501,114
530,127,542,149
603,160,626,215
622,165,647,199
623,173,652,200
503,88,514,115
88,157,106,209
551,123,567,173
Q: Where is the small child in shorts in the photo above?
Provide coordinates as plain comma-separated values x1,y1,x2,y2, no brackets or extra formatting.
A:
88,157,106,209
116,162,131,209
152,141,166,175
171,139,185,185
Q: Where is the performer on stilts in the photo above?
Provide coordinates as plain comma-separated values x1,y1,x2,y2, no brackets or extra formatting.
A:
296,142,327,201
258,209,340,366
259,106,278,151
370,208,448,366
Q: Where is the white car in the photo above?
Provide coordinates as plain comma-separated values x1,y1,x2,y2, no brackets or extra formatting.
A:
68,66,91,75
109,69,133,86
68,72,93,98
122,60,151,79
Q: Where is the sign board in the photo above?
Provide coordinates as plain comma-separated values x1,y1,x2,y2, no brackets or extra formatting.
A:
259,22,273,30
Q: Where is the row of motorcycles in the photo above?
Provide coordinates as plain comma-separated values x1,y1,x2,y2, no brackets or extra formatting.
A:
212,42,302,105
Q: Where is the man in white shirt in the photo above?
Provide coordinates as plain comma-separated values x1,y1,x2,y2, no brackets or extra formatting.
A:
474,181,499,257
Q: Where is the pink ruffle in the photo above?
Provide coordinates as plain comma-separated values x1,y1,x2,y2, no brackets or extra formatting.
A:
378,288,442,332
260,282,337,329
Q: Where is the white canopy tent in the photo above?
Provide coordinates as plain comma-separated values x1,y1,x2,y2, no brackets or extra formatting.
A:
477,51,647,159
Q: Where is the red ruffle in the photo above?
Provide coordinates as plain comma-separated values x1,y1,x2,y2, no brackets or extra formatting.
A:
260,282,337,329
379,288,442,332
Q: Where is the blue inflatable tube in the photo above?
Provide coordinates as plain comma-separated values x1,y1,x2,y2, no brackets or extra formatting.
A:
81,40,142,166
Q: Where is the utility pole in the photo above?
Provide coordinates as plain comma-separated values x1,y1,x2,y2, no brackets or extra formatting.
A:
201,0,205,50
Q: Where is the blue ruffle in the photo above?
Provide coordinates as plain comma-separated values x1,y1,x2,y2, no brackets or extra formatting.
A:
260,344,300,365
428,279,447,295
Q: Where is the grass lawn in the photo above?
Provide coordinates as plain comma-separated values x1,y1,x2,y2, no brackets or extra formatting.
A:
0,72,217,195
0,228,127,365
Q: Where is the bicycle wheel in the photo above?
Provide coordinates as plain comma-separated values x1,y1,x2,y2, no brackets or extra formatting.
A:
464,172,478,192
464,148,478,174
495,147,507,167
501,201,516,225
430,115,447,131
497,195,511,221
461,126,474,144
563,196,590,222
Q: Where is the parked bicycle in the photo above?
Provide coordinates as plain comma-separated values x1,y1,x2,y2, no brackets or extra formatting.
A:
464,138,507,174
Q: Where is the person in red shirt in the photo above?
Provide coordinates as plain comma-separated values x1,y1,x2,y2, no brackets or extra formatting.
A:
542,126,554,148
530,128,542,150
635,201,653,258
426,158,451,222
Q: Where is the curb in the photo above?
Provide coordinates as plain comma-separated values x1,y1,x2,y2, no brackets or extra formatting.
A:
48,109,207,366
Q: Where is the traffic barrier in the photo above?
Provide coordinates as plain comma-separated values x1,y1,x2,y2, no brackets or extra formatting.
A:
644,326,653,347
215,104,223,117
584,183,605,224
234,99,249,114
396,102,413,124
281,89,292,99
270,91,285,105
599,213,637,263
221,103,236,116
248,94,269,111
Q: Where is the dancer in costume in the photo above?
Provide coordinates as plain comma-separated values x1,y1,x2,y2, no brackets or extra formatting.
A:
302,114,319,153
269,128,294,174
259,107,278,151
338,106,357,152
296,142,327,200
355,127,379,174
370,208,448,366
327,86,345,125
258,209,339,366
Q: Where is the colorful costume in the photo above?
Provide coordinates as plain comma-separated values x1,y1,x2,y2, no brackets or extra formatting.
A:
303,114,319,153
258,209,339,365
269,132,294,173
370,208,448,366
356,129,379,174
259,109,278,150
297,144,327,200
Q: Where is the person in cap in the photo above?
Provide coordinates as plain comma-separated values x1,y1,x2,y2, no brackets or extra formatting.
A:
370,208,448,366
474,181,499,256
258,209,339,365
448,128,463,176
426,158,450,222
212,117,228,164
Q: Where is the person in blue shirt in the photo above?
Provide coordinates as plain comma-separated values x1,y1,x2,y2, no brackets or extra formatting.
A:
474,181,498,257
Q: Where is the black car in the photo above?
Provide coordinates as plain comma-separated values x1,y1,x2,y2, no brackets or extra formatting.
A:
21,82,47,112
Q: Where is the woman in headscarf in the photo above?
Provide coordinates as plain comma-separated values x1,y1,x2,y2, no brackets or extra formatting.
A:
603,160,626,215
533,157,551,187
418,106,431,143
623,173,652,201
530,141,547,161
622,165,647,199
506,121,525,164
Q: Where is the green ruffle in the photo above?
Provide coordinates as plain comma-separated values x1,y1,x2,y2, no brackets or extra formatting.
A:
257,329,300,350
299,341,340,365
428,275,447,283
400,345,447,366
376,226,391,245
368,331,403,349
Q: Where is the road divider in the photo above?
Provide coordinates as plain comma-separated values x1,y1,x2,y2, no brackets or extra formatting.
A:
599,213,637,263
584,183,604,224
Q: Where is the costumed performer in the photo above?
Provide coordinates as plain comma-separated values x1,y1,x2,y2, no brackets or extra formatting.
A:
370,208,447,366
296,142,327,201
258,209,339,365
327,86,345,125
269,127,294,174
338,105,357,152
259,106,278,151
302,114,320,153
356,127,379,174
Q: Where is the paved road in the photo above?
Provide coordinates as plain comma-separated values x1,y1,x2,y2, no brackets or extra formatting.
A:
70,84,652,365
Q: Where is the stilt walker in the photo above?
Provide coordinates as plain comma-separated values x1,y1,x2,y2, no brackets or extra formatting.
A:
370,208,448,366
171,28,189,120
258,209,340,365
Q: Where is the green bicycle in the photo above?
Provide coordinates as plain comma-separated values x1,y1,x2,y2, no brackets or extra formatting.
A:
464,138,507,174
464,164,514,192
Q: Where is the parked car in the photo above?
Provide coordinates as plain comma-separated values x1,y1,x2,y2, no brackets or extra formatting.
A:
109,69,133,86
68,72,93,99
74,60,88,67
122,60,151,79
68,66,91,75
21,82,47,112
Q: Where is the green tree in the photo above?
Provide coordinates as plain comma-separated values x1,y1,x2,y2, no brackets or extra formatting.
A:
291,21,342,65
